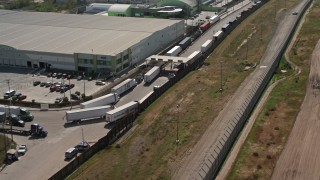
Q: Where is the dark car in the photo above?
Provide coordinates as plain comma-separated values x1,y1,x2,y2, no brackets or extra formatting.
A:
33,81,41,86
45,82,52,88
74,141,90,152
55,97,62,104
47,72,52,77
40,82,46,87
88,76,93,81
56,73,63,79
52,73,57,78
67,74,74,79
62,74,67,79
70,94,81,100
65,84,75,90
9,115,25,127
77,75,83,81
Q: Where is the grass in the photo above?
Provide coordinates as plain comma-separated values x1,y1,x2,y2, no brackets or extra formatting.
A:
67,0,296,179
227,0,320,179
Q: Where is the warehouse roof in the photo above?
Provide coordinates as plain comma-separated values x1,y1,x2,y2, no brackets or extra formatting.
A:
108,4,131,12
0,10,182,55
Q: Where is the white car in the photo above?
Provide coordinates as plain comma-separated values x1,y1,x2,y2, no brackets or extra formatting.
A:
17,145,27,155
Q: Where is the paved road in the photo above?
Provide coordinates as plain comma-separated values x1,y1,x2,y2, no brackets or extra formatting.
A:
173,0,311,179
0,110,111,180
271,40,320,180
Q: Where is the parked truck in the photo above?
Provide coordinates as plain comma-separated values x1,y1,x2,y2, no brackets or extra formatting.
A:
166,46,182,56
213,30,224,41
200,21,211,32
178,37,192,50
0,123,47,137
80,93,119,109
66,105,113,122
111,79,137,96
30,123,48,137
201,40,213,53
221,23,230,32
106,101,139,123
0,105,34,121
144,66,160,84
209,15,220,25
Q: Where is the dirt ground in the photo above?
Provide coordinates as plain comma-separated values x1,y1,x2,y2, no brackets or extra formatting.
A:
271,40,320,180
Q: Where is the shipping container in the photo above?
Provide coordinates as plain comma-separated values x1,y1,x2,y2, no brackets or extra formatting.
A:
66,105,113,122
229,18,237,25
201,40,213,53
187,51,201,63
106,101,139,123
144,66,160,84
221,23,230,32
166,46,182,56
111,78,137,96
80,93,120,109
200,21,211,32
209,15,220,25
178,37,192,50
213,30,224,41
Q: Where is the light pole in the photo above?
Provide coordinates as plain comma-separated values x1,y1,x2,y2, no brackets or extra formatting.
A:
62,78,65,98
7,80,13,143
176,104,180,156
220,61,223,92
83,72,86,97
77,122,85,142
69,79,72,110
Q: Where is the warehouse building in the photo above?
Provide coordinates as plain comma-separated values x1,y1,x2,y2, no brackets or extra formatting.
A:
0,10,184,74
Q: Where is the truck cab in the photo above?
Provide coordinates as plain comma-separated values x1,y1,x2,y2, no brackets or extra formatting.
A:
19,108,34,121
30,123,48,137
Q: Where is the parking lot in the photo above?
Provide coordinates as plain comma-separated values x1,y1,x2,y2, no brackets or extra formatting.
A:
0,67,110,104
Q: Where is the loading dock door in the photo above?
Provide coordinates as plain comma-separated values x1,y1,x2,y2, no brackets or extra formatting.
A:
39,62,46,68
27,61,32,68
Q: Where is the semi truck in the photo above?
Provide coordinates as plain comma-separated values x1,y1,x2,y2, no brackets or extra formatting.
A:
166,46,182,56
201,40,213,53
0,105,34,121
106,101,139,123
213,30,224,41
111,79,137,96
188,51,201,63
80,93,119,109
200,21,211,32
209,15,220,25
66,105,113,122
144,66,160,84
221,23,230,32
0,123,47,137
178,37,192,50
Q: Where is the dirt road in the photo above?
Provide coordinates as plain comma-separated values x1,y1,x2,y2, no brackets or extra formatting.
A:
271,40,320,180
173,0,311,178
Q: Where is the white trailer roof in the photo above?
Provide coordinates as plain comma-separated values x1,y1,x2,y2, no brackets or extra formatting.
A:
187,51,201,59
81,93,115,106
145,66,160,76
213,30,223,37
202,40,212,47
167,46,181,54
0,10,182,55
107,101,138,114
66,105,111,113
147,55,190,63
112,78,133,89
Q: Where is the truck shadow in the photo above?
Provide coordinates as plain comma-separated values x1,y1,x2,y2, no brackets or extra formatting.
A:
63,118,105,128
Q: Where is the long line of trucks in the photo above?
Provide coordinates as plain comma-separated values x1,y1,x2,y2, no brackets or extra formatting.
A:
80,93,119,109
66,105,113,123
144,66,160,84
111,78,137,96
201,40,213,53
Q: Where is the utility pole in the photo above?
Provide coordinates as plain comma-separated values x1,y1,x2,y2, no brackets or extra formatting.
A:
69,79,72,110
83,72,86,97
7,80,13,144
62,78,65,98
176,104,180,156
220,61,223,92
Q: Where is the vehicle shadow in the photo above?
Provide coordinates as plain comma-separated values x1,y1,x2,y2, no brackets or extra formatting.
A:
104,123,114,130
63,118,105,128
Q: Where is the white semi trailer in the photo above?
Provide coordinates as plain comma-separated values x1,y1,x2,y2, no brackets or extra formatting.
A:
111,79,137,96
66,105,113,122
166,46,182,56
201,40,213,53
144,66,160,84
105,101,139,123
80,93,119,109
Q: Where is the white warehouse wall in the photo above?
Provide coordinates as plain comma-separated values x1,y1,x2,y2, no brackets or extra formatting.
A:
130,20,185,65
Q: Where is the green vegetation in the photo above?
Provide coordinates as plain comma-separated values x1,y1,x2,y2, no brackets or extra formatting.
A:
67,0,298,179
227,0,320,179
